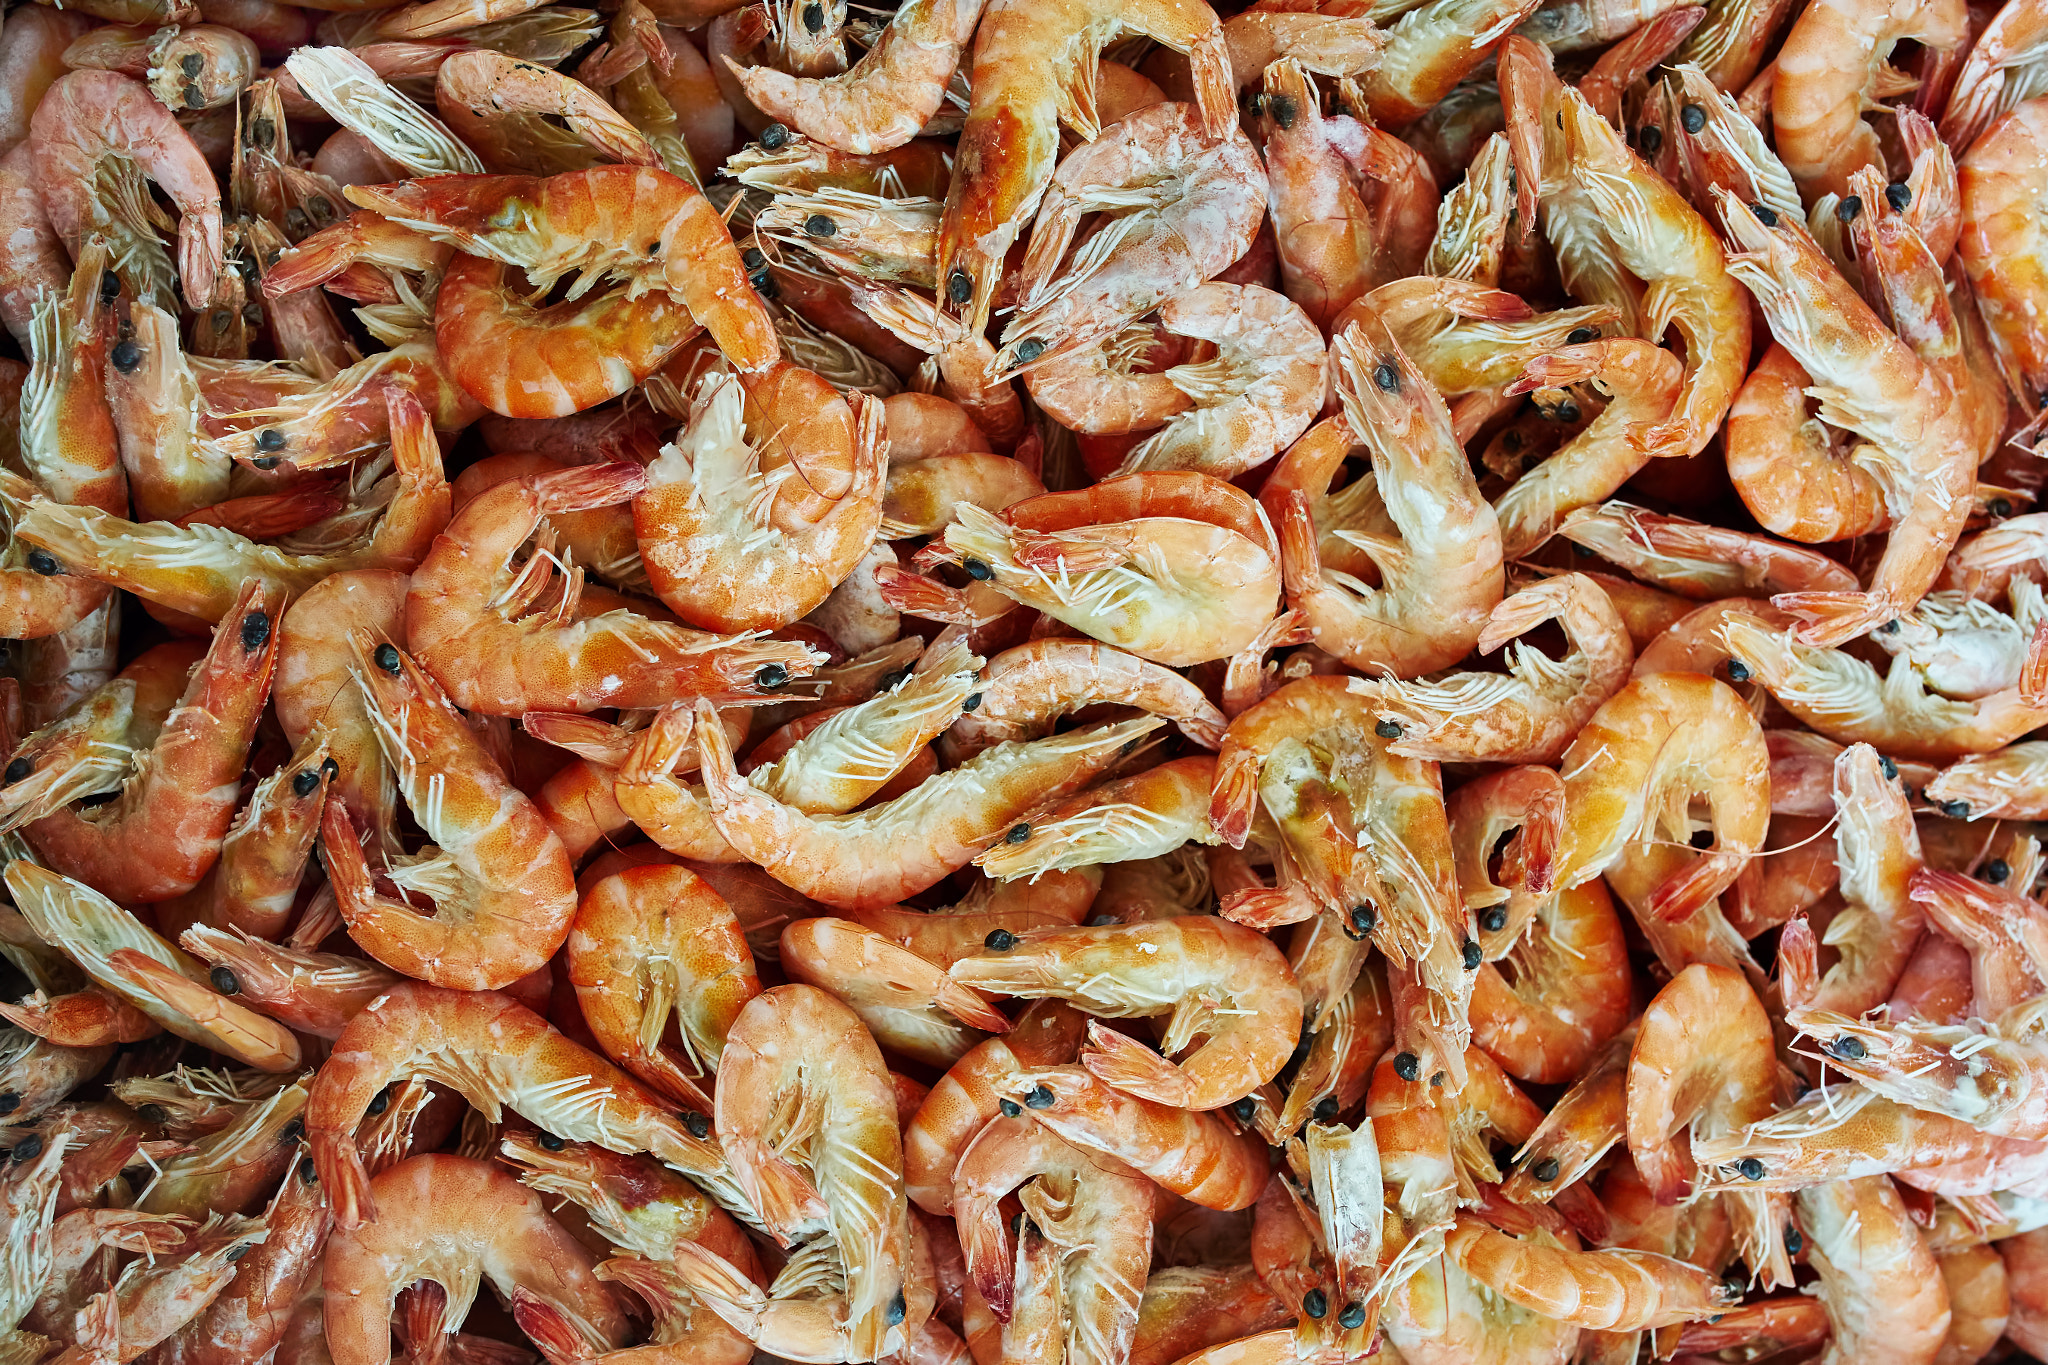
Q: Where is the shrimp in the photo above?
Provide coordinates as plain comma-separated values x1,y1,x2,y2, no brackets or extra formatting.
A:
1256,59,1377,333
712,984,909,1359
1926,741,2048,817
757,188,940,288
402,462,821,715
306,981,732,1229
134,1078,310,1218
54,1213,271,1365
435,50,657,174
0,1032,109,1128
1958,98,2048,408
347,165,777,373
274,568,405,855
1559,500,1859,600
1725,343,1895,543
1499,1026,1631,1207
176,927,402,1039
951,916,1298,1110
635,372,886,632
1369,573,1634,765
322,1154,629,1365
499,1129,760,1274
729,0,974,153
974,756,1220,880
1471,882,1632,1085
158,730,331,942
1690,1086,2048,1192
1772,0,1965,201
882,455,1043,539
63,23,260,113
1550,671,1769,922
567,863,760,1112
106,301,227,523
780,916,1010,1066
1443,1214,1734,1330
1796,1177,1952,1365
30,70,223,309
934,473,1281,667
155,1146,330,1365
1799,744,1926,1017
951,1116,1152,1361
20,236,123,519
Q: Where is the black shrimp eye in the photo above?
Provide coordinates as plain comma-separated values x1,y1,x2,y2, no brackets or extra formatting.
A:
0,1092,17,1116
684,1111,711,1138
10,1133,42,1161
1301,1289,1327,1319
1231,1096,1256,1122
1005,823,1031,844
286,767,318,798
251,456,280,471
1348,903,1376,935
1554,400,1582,422
984,928,1017,952
322,757,340,780
1832,1034,1868,1061
876,666,912,692
754,663,790,689
1738,1157,1766,1181
99,270,120,300
1784,1224,1802,1255
240,611,271,651
225,1241,254,1261
137,1103,169,1124
1836,194,1863,223
1987,858,2012,883
1461,938,1482,970
1013,337,1046,364
1750,202,1779,226
962,558,993,581
241,303,263,328
1636,125,1663,157
1566,326,1597,344
209,966,240,995
741,247,767,271
1479,906,1508,933
180,51,204,76
110,338,142,372
1879,618,1901,634
1312,1096,1339,1123
758,122,790,149
1885,181,1913,212
1024,1084,1055,1110
1679,102,1706,133
373,643,402,675
1725,659,1751,682
1992,497,2015,517
1941,800,1971,819
1268,94,1298,129
365,1086,391,1116
1879,756,1898,780
1372,360,1399,393
4,758,30,784
538,1131,566,1150
1374,719,1403,739
1392,1051,1419,1082
962,692,982,713
299,1156,318,1183
886,1292,906,1327
278,1117,304,1145
254,427,286,453
26,549,59,576
1337,1302,1367,1330
1530,1156,1560,1182
947,269,973,304
998,1098,1021,1117
802,1,825,29
803,213,837,238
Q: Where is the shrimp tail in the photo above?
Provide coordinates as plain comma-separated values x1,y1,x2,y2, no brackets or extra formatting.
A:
510,1288,598,1365
1647,848,1745,922
1770,589,1899,649
875,563,984,625
1776,915,1822,1011
1506,784,1563,896
666,1240,769,1328
1209,744,1261,851
1079,1018,1195,1107
312,1129,376,1229
534,461,650,516
936,979,1014,1034
722,1133,829,1244
1219,885,1318,928
1275,490,1324,603
2022,617,2048,706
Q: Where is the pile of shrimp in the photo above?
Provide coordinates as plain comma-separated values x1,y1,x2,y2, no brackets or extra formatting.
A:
3,0,2048,1355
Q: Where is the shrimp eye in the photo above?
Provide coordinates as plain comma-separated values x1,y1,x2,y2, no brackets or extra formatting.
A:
803,2,825,29
877,666,911,692
1679,103,1706,133
1738,1157,1766,1181
684,1111,712,1138
292,769,321,797
803,214,837,238
1005,823,1031,844
1993,497,2014,517
373,644,403,675
1784,1224,1802,1255
742,247,767,271
299,1156,318,1183
1024,1084,1055,1110
1460,937,1481,970
0,1092,16,1116
9,1134,42,1162
1391,1051,1419,1082
1268,94,1298,129
1312,1096,1339,1123
962,558,993,581
1636,125,1663,157
210,966,240,995
322,757,340,779
1878,618,1900,634
1337,1302,1367,1330
26,550,60,576
252,456,281,470
962,692,982,713
998,1099,1021,1117
242,303,263,328
1301,1290,1327,1319
538,1131,566,1150
1724,659,1750,682
1013,337,1046,364
1555,400,1582,422
1749,202,1779,226
1230,1097,1255,1122
1431,1070,1446,1086
111,339,142,372
4,758,30,784
255,427,286,453
366,1086,391,1116
984,928,1017,951
1884,181,1912,212
99,270,120,301
1374,719,1402,739
947,269,974,304
1371,360,1399,393
138,1103,169,1125
180,52,204,78
1987,859,2011,883
250,117,276,149
1836,194,1863,223
240,612,272,651
1347,903,1376,937
1529,1156,1560,1182
1479,906,1507,933
1878,755,1898,780
759,122,791,149
754,663,791,689
225,1242,254,1262
1566,327,1597,344
1689,828,1715,849
887,1292,907,1326
1941,800,1971,819
279,1118,305,1145
210,309,234,335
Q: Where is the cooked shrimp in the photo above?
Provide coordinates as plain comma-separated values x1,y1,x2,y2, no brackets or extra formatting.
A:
273,568,405,855
436,50,657,174
1446,763,1564,957
155,1146,330,1365
974,756,1219,880
176,927,401,1040
1773,0,1965,201
1559,500,1859,600
1801,744,1926,1017
1499,1026,1631,1207
1958,97,2048,408
1725,343,1894,543
780,916,1009,1066
499,1128,760,1272
1472,882,1632,1085
1926,741,2048,818
1444,1214,1734,1330
1691,1085,2048,1192
1795,1176,1952,1365
1257,59,1376,333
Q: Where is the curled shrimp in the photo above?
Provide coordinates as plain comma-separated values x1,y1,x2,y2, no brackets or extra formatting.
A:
1559,500,1859,600
950,916,1301,1110
1794,1176,1953,1365
1772,0,1965,200
435,50,657,174
274,568,405,853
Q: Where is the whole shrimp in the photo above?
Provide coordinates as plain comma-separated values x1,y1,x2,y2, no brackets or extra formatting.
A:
1959,98,2048,407
1443,1212,1735,1330
1772,0,1965,200
1795,1177,1953,1365
940,640,1225,763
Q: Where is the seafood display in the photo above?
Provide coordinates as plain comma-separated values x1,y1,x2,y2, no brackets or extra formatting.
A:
0,0,2044,1359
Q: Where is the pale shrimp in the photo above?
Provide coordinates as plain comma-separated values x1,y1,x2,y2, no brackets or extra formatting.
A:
950,916,1300,1111
0,147,68,354
278,47,484,179
1269,314,1502,675
274,568,405,854
566,863,760,1112
1798,744,1926,1017
1368,573,1634,765
0,1032,109,1128
149,731,329,941
1472,883,1633,1085
321,1154,627,1365
635,372,885,632
1904,867,2048,1017
1875,586,2046,701
1958,98,2048,407
974,756,1220,880
1550,671,1769,920
30,70,223,309
1446,763,1563,957
63,23,260,113
882,456,1042,539
1498,1026,1631,1207
1128,1266,1288,1365
1718,612,2048,761
952,1116,1152,1362
435,51,657,174
780,916,1009,1066
107,302,227,523
453,451,647,593
1773,0,1965,200
1720,193,1978,645
757,188,940,288
848,870,1099,963
1796,1177,1953,1365
1104,284,1326,480
53,1212,271,1365
1940,0,2048,147
154,1146,330,1365
499,1129,760,1274
933,476,1280,667
1690,1086,2048,1192
733,0,975,152
713,984,909,1358
1926,741,2048,817
1725,344,1895,544
513,1255,756,1365
1492,341,1685,557
134,1078,310,1218
1444,1214,1734,1330
306,981,732,1229
1558,500,1859,599
402,462,820,715
176,927,402,1039
997,1064,1267,1210
902,1000,1086,1215
1257,59,1376,333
